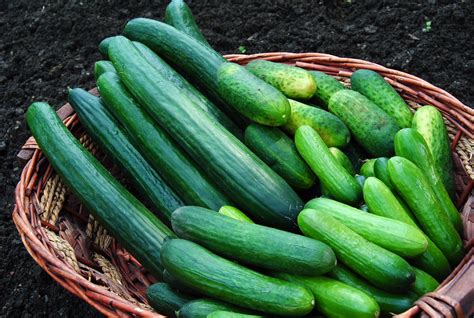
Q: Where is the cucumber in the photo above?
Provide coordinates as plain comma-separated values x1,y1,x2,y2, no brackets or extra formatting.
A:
283,99,351,147
165,0,210,47
98,37,112,57
108,36,303,230
295,125,361,205
329,147,355,175
161,239,315,316
97,72,231,210
244,123,316,189
207,312,263,318
247,60,316,100
363,177,451,280
328,90,400,157
163,269,200,296
394,128,462,232
172,206,336,276
387,157,464,265
68,88,183,223
330,265,418,314
373,157,394,190
351,69,413,128
413,106,455,199
298,208,416,292
26,102,174,279
305,198,427,258
360,159,376,178
217,62,291,126
310,71,346,107
218,206,254,223
178,299,248,318
412,268,439,296
343,141,369,172
146,283,194,317
94,60,116,79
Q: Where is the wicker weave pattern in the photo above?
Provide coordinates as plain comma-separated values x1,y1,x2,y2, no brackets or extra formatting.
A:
12,53,474,317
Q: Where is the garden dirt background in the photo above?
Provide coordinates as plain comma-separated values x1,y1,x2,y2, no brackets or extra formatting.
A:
1,0,473,316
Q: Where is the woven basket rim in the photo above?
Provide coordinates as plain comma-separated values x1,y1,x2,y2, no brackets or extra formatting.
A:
12,52,474,318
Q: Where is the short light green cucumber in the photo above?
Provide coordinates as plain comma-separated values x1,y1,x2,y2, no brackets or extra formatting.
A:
330,148,355,175
94,60,116,79
207,312,263,318
373,157,394,190
247,60,316,100
411,268,439,296
146,283,194,317
310,71,345,107
178,299,248,318
359,159,376,178
218,206,254,223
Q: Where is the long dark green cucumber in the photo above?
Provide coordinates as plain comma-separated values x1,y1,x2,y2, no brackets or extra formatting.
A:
351,69,413,128
329,90,400,157
163,269,200,296
411,268,439,296
147,283,194,317
413,106,456,199
68,88,183,223
277,273,380,318
162,239,315,316
394,128,462,232
172,206,336,275
165,0,210,47
330,265,417,314
94,60,116,79
108,36,303,230
298,208,415,292
97,72,231,210
26,102,174,279
310,71,345,107
387,157,464,265
207,312,263,318
295,125,361,205
305,198,427,258
218,206,254,223
178,299,249,318
363,177,451,280
244,123,316,189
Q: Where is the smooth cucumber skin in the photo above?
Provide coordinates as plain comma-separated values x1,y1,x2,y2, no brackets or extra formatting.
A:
94,60,116,79
360,159,376,178
283,99,350,147
207,311,263,318
97,72,231,211
413,106,455,199
26,102,174,279
244,123,316,189
329,90,400,157
363,177,451,280
163,269,200,296
394,128,462,232
330,265,417,314
351,69,413,128
68,88,183,223
373,157,394,190
172,206,336,276
411,268,439,296
218,206,254,223
108,36,303,230
329,147,355,175
217,62,291,126
298,208,416,292
247,60,316,100
277,273,380,318
161,239,315,316
98,37,112,57
146,283,194,317
305,198,427,258
178,299,247,318
295,126,361,205
310,71,345,107
165,0,210,47
387,157,464,265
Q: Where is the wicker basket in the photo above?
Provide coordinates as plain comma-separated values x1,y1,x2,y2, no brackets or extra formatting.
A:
12,53,474,317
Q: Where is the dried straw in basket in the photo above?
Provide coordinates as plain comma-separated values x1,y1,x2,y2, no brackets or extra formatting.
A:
12,53,474,318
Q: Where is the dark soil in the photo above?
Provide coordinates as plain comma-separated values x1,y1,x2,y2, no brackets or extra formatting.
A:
1,0,472,316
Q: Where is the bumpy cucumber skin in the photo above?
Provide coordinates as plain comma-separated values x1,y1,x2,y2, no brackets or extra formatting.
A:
162,239,315,316
277,273,380,318
178,299,247,318
394,128,462,232
244,123,316,189
172,207,336,276
165,0,210,47
218,206,254,223
97,72,231,211
360,159,376,178
68,88,183,223
413,106,456,199
26,102,174,279
295,126,361,205
329,148,356,176
283,99,351,147
412,268,439,297
146,283,194,317
217,62,291,126
94,60,116,80
310,71,346,107
305,198,427,258
247,60,316,100
387,157,464,265
330,265,417,314
298,208,416,292
363,177,451,280
329,90,400,157
351,69,413,128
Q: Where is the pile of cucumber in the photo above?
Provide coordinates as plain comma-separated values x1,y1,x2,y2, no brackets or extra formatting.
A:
25,0,464,317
